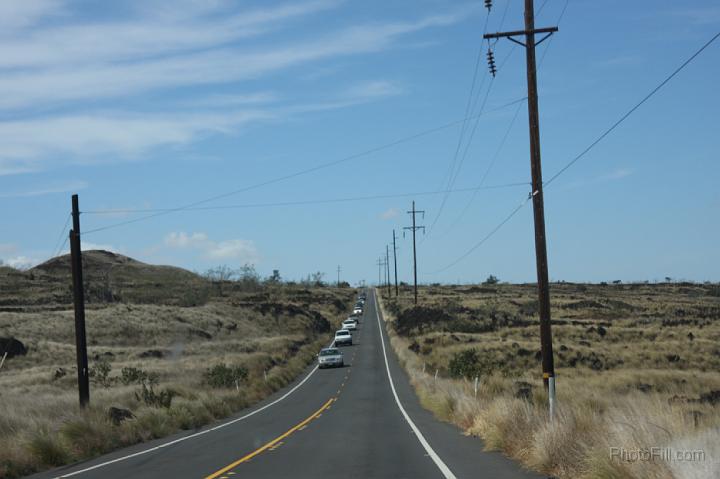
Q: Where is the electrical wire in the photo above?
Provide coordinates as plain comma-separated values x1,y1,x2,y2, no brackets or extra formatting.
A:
443,98,526,234
83,182,529,215
427,29,720,275
545,29,720,188
81,97,527,235
51,213,71,258
430,192,532,274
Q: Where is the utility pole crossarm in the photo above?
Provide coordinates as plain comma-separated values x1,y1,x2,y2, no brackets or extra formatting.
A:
484,26,557,41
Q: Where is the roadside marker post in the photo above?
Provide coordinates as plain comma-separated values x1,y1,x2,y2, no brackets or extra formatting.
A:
474,376,479,398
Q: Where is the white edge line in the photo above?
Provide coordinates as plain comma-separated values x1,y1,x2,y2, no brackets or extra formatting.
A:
55,339,336,478
373,290,458,479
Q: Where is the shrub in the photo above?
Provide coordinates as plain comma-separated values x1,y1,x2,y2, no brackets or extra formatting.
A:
484,275,500,285
120,367,158,386
135,383,175,409
203,364,249,389
28,434,69,467
449,348,483,379
92,360,112,387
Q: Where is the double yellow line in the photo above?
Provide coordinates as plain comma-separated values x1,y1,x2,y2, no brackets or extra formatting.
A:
203,398,335,479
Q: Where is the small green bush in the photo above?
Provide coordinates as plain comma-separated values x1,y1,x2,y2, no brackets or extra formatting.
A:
449,348,482,379
203,364,248,389
120,367,158,386
92,360,113,387
135,383,175,409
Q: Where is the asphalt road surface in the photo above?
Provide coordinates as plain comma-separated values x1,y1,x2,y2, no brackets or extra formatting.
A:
31,290,543,479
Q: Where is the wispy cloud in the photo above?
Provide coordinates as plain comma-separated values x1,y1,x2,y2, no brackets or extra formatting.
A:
0,2,474,175
381,207,401,220
669,6,720,25
165,231,259,263
0,179,87,198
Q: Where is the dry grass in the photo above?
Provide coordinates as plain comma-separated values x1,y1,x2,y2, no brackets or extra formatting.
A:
378,282,720,479
0,253,355,478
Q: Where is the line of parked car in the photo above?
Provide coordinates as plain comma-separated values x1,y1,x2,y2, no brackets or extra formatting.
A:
317,291,367,369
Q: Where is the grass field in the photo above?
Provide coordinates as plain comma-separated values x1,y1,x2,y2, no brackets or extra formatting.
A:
379,282,720,479
0,251,355,478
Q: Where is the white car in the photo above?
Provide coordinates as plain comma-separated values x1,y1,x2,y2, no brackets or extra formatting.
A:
342,318,357,331
334,329,352,346
353,306,363,315
318,348,344,368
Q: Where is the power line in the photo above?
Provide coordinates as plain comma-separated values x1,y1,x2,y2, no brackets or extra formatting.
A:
443,98,526,234
428,29,720,275
433,12,493,230
51,213,71,258
430,192,532,274
545,29,720,188
83,182,529,216
81,97,526,236
538,0,570,67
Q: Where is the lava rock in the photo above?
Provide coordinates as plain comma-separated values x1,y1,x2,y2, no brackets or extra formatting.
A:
108,407,135,425
0,337,27,358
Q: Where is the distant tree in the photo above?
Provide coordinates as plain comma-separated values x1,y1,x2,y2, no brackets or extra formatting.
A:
301,271,325,287
665,276,672,283
204,265,236,282
266,269,282,284
612,280,622,285
484,274,500,285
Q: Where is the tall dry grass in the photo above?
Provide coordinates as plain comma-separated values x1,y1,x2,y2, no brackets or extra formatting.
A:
0,281,355,478
377,290,720,479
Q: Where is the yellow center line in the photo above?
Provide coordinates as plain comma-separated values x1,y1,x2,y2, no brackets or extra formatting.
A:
203,398,335,479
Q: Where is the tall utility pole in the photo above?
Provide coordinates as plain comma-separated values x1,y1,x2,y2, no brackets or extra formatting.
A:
69,194,90,408
392,230,399,297
403,201,425,305
376,258,383,287
337,265,341,287
484,0,557,411
385,245,391,298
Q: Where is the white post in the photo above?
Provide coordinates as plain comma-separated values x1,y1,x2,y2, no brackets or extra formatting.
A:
422,362,426,374
548,376,556,423
235,379,239,392
264,370,268,383
434,369,438,383
0,352,7,371
474,376,479,398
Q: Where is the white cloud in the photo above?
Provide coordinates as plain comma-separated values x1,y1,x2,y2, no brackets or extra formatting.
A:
3,255,37,270
0,244,18,255
0,0,62,31
0,179,87,198
205,239,258,261
381,207,401,220
165,231,259,263
164,232,209,248
346,80,404,99
0,3,474,174
82,242,121,253
599,168,634,181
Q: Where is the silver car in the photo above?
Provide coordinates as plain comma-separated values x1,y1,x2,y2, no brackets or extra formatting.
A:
334,329,352,346
318,347,344,368
342,318,358,331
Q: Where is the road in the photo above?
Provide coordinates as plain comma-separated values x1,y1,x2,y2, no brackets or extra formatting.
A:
31,290,543,479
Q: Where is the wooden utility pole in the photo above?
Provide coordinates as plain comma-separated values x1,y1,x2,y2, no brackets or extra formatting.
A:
385,245,391,298
392,230,399,297
484,0,557,408
337,265,341,287
69,194,90,408
404,201,425,305
376,258,383,287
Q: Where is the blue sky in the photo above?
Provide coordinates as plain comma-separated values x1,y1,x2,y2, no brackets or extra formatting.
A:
0,0,718,284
